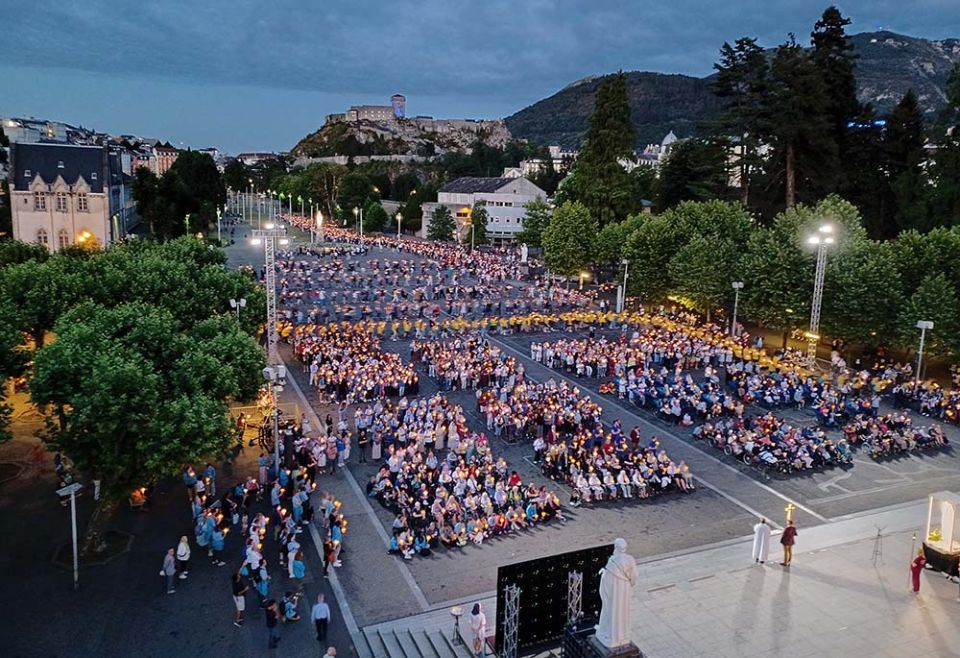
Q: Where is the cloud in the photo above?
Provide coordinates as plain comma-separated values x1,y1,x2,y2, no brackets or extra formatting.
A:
4,0,957,102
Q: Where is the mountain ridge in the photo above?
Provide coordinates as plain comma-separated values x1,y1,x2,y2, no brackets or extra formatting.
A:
505,30,960,149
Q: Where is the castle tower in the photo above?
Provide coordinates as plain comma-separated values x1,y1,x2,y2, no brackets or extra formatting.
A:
391,94,406,119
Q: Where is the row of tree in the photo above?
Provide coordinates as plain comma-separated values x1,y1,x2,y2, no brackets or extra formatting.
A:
541,194,960,359
0,238,265,499
132,151,226,239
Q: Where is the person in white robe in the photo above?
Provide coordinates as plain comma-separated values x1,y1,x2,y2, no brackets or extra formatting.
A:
752,518,771,564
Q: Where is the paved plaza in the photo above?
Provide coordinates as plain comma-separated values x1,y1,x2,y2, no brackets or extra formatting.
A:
5,219,959,657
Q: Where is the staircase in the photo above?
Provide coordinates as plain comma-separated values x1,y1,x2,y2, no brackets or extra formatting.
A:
354,627,475,658
354,627,562,658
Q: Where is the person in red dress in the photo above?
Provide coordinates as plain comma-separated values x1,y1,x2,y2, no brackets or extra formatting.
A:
910,549,926,593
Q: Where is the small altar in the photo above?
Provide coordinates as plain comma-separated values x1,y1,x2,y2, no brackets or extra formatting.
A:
922,491,960,577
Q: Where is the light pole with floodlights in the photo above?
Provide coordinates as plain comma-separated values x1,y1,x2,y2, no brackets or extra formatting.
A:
915,320,934,385
731,281,744,336
229,297,246,320
806,224,834,369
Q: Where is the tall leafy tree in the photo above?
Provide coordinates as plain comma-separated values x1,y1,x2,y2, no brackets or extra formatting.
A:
657,139,731,209
223,159,251,192
515,198,551,247
564,72,639,225
542,201,597,276
427,206,456,242
668,235,743,322
31,303,264,499
0,300,27,442
897,274,959,360
469,201,489,247
710,37,769,206
761,35,836,210
822,240,903,344
363,200,388,233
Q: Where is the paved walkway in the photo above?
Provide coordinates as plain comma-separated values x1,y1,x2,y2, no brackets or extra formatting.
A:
371,497,960,657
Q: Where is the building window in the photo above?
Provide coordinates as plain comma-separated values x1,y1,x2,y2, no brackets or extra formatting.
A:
57,229,70,250
77,193,88,212
56,192,68,212
24,169,31,178
91,172,98,180
58,160,65,169
37,228,48,247
34,192,46,211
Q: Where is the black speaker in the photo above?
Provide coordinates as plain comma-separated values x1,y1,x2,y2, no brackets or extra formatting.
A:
495,543,612,654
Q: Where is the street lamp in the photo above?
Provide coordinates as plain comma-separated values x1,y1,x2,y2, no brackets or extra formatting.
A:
229,297,247,320
805,224,834,369
915,320,934,385
396,212,403,238
731,281,744,336
261,366,287,470
618,259,630,313
352,206,364,242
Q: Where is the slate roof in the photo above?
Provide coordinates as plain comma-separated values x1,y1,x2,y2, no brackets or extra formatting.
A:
439,177,514,194
10,142,107,193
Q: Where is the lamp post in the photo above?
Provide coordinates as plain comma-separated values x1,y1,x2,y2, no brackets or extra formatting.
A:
216,206,222,244
805,224,834,369
56,481,83,590
731,281,744,336
396,212,403,238
353,206,364,242
915,320,934,385
229,297,247,320
299,195,304,219
618,259,630,313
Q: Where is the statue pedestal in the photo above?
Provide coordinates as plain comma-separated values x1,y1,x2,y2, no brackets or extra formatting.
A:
589,636,643,657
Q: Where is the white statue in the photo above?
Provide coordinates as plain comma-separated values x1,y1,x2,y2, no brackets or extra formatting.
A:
595,537,637,649
520,243,529,263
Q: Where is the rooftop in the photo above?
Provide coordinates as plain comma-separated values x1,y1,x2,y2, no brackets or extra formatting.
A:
439,177,515,194
10,142,107,193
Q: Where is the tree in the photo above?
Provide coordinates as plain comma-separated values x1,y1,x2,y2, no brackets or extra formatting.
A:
564,72,640,225
897,274,959,360
657,139,731,209
515,198,551,247
222,159,251,192
340,172,375,214
427,205,456,242
761,36,836,210
886,91,929,233
710,36,769,206
363,200,389,233
391,172,420,201
822,240,902,344
303,162,349,223
891,227,960,299
0,300,27,442
668,235,742,321
739,196,867,344
542,201,598,276
593,222,627,268
0,240,49,268
31,302,264,499
132,167,161,236
811,6,860,187
621,200,752,302
469,201,489,247
927,69,960,229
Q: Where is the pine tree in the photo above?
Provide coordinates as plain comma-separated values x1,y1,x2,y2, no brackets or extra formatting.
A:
885,91,929,233
811,6,860,191
710,37,769,206
656,139,731,209
427,206,456,242
564,72,640,225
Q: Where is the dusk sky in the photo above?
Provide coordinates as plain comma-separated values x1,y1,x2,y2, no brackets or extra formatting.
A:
3,1,958,153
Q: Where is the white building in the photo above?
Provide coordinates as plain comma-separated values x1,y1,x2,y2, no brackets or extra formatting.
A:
9,143,132,251
420,177,547,245
631,130,678,170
